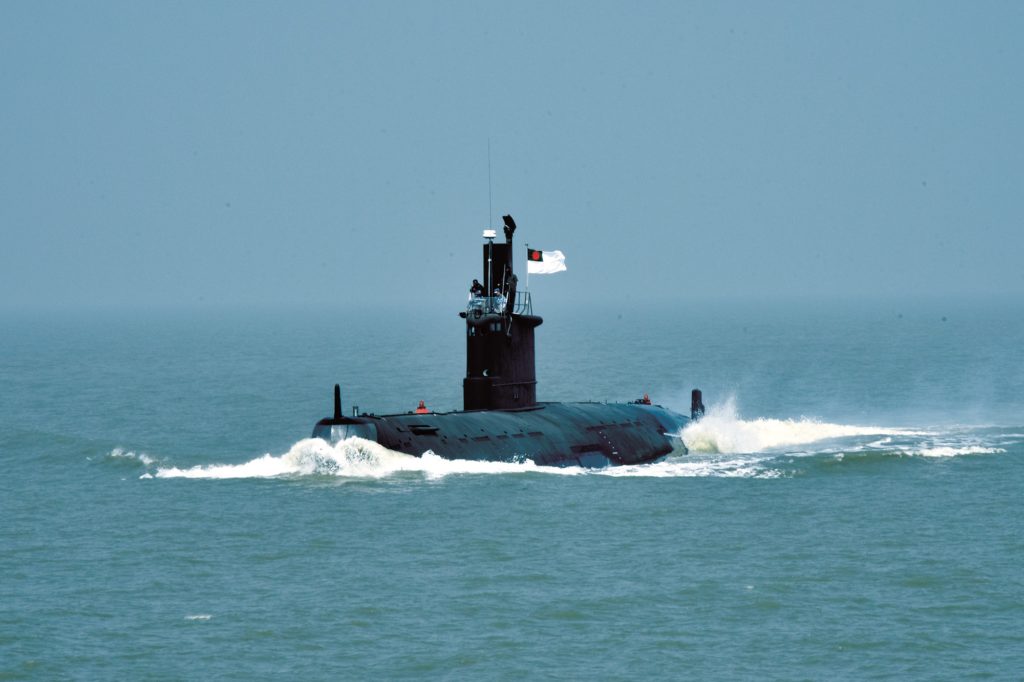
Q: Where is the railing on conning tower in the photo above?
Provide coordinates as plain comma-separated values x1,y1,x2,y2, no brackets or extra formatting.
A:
514,291,533,315
466,291,533,316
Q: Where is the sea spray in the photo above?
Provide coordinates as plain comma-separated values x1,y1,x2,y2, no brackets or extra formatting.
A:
151,437,580,480
107,448,157,466
680,397,928,454
141,401,1003,481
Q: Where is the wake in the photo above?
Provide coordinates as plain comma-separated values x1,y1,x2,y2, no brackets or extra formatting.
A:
117,399,1010,482
679,397,929,454
146,437,577,480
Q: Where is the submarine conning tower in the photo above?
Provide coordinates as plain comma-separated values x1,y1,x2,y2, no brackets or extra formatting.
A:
460,215,543,411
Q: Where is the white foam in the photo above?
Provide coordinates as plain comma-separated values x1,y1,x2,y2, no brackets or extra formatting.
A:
152,437,579,480
108,448,156,466
680,397,927,454
144,400,1008,481
595,455,782,479
148,436,781,481
906,445,1005,458
150,436,784,480
185,614,212,621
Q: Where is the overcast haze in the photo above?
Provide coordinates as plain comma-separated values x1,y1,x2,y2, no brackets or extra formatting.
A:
2,1,1022,310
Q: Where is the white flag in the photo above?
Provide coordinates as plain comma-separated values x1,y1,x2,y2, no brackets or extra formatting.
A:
526,248,567,275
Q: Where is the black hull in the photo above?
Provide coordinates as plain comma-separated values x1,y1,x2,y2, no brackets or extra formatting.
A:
313,402,688,468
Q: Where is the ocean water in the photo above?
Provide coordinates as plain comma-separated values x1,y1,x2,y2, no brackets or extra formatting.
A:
2,299,1023,679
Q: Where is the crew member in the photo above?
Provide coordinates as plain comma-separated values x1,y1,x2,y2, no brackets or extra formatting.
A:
504,273,517,315
469,279,484,297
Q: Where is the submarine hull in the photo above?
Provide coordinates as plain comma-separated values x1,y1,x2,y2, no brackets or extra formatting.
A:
313,402,688,468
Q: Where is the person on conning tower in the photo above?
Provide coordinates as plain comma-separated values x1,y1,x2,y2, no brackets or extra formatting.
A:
505,272,517,315
502,214,516,242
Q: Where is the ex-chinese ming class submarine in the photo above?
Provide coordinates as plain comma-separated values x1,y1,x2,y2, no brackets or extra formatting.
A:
312,215,704,467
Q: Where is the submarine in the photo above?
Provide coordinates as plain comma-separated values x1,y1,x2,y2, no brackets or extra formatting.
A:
312,215,704,468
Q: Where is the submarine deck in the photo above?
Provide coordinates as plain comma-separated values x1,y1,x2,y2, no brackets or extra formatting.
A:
316,401,689,467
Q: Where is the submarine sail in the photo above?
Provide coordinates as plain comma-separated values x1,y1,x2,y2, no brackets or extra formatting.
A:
312,216,697,467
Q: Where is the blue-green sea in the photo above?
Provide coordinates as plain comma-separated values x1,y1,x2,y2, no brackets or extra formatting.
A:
2,299,1023,679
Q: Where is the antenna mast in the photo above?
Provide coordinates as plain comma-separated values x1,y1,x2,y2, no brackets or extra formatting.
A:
487,138,493,228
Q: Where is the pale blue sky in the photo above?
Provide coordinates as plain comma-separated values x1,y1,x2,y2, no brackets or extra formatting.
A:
2,1,1021,309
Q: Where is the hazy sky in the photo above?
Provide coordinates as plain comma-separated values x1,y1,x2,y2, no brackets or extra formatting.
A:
2,1,1022,309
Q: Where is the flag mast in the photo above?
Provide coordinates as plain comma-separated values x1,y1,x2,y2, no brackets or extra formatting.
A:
525,242,529,291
